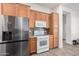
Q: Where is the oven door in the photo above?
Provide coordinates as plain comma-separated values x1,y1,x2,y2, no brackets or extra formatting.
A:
37,36,49,49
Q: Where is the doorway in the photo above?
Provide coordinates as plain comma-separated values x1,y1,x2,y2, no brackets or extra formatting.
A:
63,11,71,46
63,14,66,45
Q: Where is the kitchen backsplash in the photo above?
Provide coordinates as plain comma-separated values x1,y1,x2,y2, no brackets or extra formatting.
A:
29,28,34,36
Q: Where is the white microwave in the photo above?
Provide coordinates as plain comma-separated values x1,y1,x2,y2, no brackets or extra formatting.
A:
35,21,46,28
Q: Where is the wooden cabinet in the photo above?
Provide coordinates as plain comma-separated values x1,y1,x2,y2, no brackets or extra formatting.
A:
2,3,17,16
17,4,30,17
29,10,49,28
53,37,58,48
45,14,49,28
36,12,42,20
0,4,2,15
49,35,53,49
49,13,59,48
0,3,30,17
35,11,49,28
29,38,37,54
29,10,36,28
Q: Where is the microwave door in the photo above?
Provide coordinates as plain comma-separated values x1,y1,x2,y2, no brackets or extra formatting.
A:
35,21,46,28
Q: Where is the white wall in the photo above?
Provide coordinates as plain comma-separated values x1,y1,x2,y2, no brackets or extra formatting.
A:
71,12,79,41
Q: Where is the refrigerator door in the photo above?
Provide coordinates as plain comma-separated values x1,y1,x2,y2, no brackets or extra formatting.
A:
14,17,29,56
15,17,29,41
15,17,29,31
2,15,16,41
0,15,29,56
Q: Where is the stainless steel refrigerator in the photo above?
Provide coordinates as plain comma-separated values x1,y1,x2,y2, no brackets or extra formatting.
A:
0,15,29,56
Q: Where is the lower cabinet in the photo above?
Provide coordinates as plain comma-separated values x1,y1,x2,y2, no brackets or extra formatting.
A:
29,38,37,54
53,36,58,48
49,35,58,49
49,35,54,49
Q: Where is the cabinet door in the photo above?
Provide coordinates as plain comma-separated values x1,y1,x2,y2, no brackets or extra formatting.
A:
53,13,59,48
36,12,49,28
53,37,58,48
2,3,17,16
29,10,36,28
17,4,30,17
49,35,53,49
45,14,49,28
41,13,45,20
0,4,2,15
29,38,37,53
53,13,59,27
49,37,53,49
36,12,41,20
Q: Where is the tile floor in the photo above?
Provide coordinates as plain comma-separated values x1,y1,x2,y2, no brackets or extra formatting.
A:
32,41,79,56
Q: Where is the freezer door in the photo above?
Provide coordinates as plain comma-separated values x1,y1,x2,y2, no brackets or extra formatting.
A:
16,41,29,56
6,41,29,56
0,44,6,56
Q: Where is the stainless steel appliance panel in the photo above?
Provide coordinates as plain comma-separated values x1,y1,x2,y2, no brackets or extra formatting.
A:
0,15,29,56
15,17,29,40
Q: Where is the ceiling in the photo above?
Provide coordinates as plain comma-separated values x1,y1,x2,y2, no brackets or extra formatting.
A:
35,3,60,9
63,3,79,11
35,3,79,11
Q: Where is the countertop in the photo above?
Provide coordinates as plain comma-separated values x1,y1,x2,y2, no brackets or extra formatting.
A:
0,40,28,44
29,35,52,39
29,36,37,39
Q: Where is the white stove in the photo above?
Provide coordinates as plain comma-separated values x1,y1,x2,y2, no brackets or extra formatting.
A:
36,35,49,53
34,20,49,53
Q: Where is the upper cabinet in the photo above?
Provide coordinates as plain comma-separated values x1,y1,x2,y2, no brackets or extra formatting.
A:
44,14,49,28
49,13,58,34
0,3,30,17
2,3,17,16
35,11,49,28
17,4,30,17
29,10,36,28
29,10,49,28
36,12,41,20
0,4,2,15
